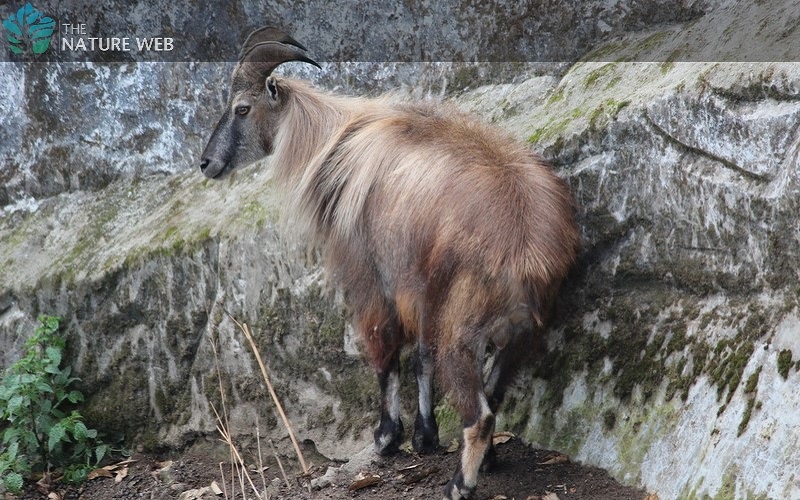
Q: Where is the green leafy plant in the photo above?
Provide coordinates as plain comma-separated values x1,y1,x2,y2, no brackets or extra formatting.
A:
0,316,108,493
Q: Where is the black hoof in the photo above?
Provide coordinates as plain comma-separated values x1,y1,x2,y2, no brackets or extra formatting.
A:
374,417,404,455
443,470,474,499
412,412,440,454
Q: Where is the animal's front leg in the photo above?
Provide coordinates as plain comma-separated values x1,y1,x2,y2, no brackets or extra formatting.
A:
374,352,404,455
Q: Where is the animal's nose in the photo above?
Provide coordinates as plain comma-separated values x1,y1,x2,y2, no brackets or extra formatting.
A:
200,158,210,172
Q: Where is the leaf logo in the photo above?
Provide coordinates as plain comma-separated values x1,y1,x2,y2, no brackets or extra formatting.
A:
3,3,56,55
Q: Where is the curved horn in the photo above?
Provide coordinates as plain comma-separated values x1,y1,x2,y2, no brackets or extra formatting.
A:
237,26,320,79
240,26,308,58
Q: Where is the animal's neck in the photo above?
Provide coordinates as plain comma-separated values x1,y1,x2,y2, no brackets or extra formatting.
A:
270,82,353,186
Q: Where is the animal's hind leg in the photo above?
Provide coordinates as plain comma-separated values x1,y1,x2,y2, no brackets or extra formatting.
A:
441,337,495,500
484,345,527,410
481,337,528,470
412,341,439,453
374,349,404,455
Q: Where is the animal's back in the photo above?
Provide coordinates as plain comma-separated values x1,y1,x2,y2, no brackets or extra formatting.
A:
324,101,579,332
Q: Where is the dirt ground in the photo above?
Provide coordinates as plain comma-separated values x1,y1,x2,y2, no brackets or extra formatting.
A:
14,436,653,500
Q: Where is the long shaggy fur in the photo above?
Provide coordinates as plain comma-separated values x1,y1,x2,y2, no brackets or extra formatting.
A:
268,78,579,372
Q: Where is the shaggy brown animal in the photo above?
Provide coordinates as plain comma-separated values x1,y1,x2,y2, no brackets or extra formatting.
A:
200,27,580,500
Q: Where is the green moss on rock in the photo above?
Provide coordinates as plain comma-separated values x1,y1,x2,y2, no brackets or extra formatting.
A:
777,349,793,379
434,399,462,445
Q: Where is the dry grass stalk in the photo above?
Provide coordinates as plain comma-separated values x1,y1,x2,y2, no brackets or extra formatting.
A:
211,402,262,497
210,334,238,497
217,462,228,500
210,332,266,499
229,316,310,475
255,419,269,494
268,438,291,489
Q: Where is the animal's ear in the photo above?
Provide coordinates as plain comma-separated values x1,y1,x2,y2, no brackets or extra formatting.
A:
266,76,279,102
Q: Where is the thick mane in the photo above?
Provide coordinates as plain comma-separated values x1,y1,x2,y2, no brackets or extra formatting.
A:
273,80,399,243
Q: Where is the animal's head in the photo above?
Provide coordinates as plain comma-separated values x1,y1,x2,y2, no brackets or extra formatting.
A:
200,27,320,179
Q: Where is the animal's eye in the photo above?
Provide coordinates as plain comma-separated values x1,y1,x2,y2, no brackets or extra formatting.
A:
235,105,250,116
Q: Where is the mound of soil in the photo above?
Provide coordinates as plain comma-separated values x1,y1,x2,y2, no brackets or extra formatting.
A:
15,437,652,500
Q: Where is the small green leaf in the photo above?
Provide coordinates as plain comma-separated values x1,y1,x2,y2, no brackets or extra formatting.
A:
39,399,52,416
67,390,84,404
73,422,88,440
3,427,20,445
63,464,89,484
36,412,54,434
45,346,61,366
7,395,24,414
35,381,53,393
37,315,61,335
95,444,108,464
3,471,24,493
6,441,19,462
48,423,66,451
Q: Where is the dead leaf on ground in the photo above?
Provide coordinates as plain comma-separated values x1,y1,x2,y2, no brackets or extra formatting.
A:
152,460,174,481
492,431,515,446
397,463,422,473
644,494,660,500
87,458,138,481
210,481,223,495
114,466,129,483
401,465,439,484
538,453,570,465
446,438,460,453
87,468,114,480
105,458,137,471
348,472,382,492
489,495,508,500
526,493,560,500
155,460,174,470
178,487,211,500
47,493,60,500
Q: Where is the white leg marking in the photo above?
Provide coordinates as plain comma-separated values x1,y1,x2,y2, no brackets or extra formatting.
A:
461,396,493,489
388,371,401,422
418,376,432,417
417,349,434,418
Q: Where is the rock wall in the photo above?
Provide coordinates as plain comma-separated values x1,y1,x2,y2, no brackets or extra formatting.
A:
2,1,800,498
0,168,381,458
459,59,800,499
